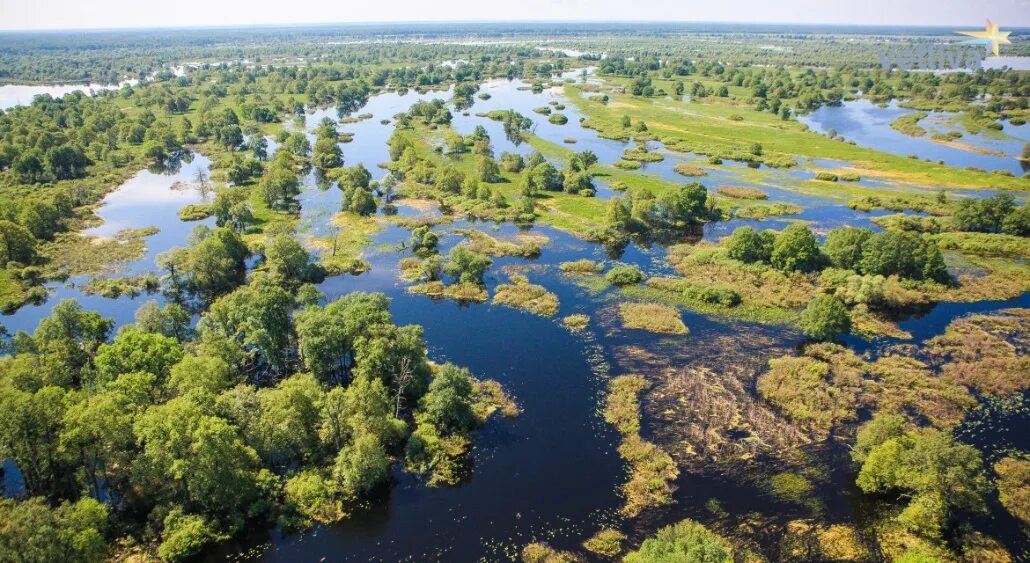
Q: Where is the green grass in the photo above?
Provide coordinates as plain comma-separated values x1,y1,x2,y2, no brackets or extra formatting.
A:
565,84,1030,192
889,112,928,137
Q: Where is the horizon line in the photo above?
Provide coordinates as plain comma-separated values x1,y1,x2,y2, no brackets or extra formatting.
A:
3,19,1030,34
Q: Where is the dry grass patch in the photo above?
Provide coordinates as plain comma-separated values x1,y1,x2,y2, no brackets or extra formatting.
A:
673,163,708,176
619,302,688,334
455,228,545,258
492,274,560,317
582,528,626,557
562,314,590,331
926,308,1030,395
758,343,863,437
559,259,603,274
717,185,767,200
603,375,679,517
408,281,488,302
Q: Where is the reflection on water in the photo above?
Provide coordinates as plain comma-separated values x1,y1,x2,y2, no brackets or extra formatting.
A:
0,153,215,335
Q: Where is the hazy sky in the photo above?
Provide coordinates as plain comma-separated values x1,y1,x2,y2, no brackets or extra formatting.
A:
2,0,1029,31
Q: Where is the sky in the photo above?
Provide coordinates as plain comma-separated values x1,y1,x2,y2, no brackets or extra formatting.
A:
1,0,1029,31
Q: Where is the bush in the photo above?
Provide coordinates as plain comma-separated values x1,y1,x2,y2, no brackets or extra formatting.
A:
725,226,774,263
606,264,644,286
548,113,569,125
624,519,733,563
798,295,851,340
682,283,741,307
771,224,823,272
815,172,839,182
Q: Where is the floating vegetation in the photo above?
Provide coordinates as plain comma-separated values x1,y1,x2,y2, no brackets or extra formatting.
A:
582,528,626,557
41,226,159,277
562,314,590,331
619,302,688,334
81,273,160,298
408,280,489,302
613,159,642,170
926,308,1030,395
673,163,707,176
177,203,212,221
732,202,803,219
621,146,664,162
492,274,560,317
603,375,679,516
780,520,870,562
758,343,862,437
548,113,569,125
559,259,603,274
815,172,839,182
717,185,767,200
521,542,582,562
455,229,544,258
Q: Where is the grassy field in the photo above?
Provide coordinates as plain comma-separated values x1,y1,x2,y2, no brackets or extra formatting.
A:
564,85,1029,192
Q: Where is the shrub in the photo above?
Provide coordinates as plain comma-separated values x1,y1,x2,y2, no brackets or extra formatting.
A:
815,172,839,182
798,295,851,340
548,113,568,125
624,519,733,563
606,264,644,286
682,283,741,307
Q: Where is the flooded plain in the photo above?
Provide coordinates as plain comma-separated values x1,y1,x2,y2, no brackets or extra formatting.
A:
2,72,1028,560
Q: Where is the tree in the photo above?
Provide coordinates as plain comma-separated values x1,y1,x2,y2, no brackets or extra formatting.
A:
409,226,438,255
134,397,261,521
528,162,562,192
823,227,872,270
624,519,733,563
855,425,990,539
1001,204,1030,237
333,432,390,498
771,224,822,272
168,354,235,395
475,155,500,182
416,364,475,435
312,137,343,170
726,226,774,263
953,194,1015,233
0,386,67,495
59,390,135,501
294,292,392,383
263,233,314,282
605,198,633,232
135,300,192,342
200,284,294,376
0,220,37,265
859,231,948,283
444,246,492,285
93,328,184,385
0,497,109,563
798,295,850,340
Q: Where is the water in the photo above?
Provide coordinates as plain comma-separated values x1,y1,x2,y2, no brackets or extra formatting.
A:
2,72,1027,559
0,153,214,335
802,99,1028,175
0,79,140,110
